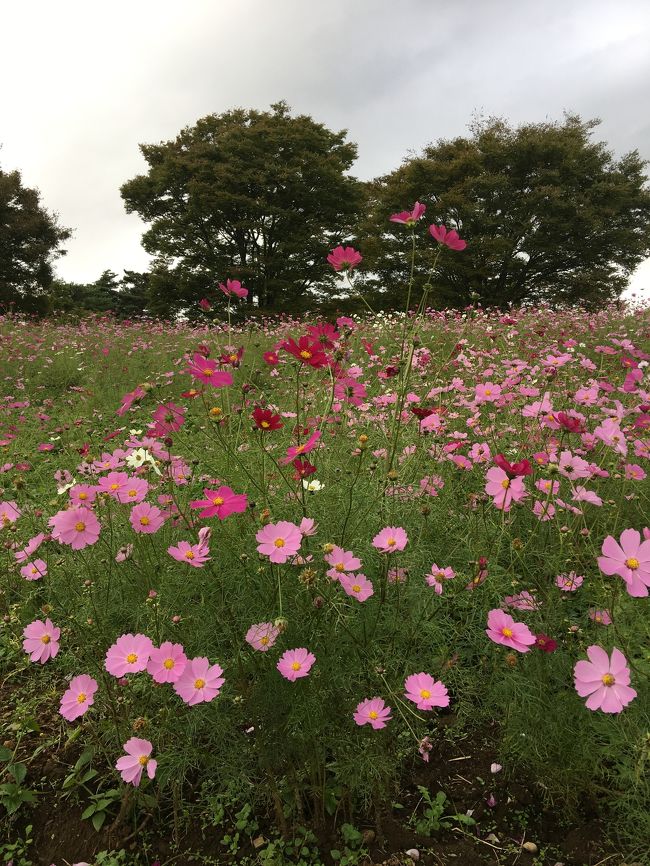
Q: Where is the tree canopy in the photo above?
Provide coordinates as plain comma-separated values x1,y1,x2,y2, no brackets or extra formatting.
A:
0,164,70,314
120,101,364,316
359,115,650,309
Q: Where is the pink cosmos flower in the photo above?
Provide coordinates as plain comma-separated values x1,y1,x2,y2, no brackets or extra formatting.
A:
130,502,166,534
299,517,318,536
624,463,647,481
69,484,98,506
59,674,98,721
116,477,149,505
325,545,362,580
174,657,225,705
168,539,211,567
339,572,374,602
389,201,426,226
14,532,46,563
23,618,60,664
404,673,450,710
116,738,157,786
97,471,130,499
502,590,539,611
105,633,153,677
280,430,321,465
20,559,47,581
484,467,526,511
533,500,556,521
277,648,316,682
186,352,234,388
589,608,612,625
189,486,248,520
556,572,584,591
474,382,501,403
255,521,302,563
485,609,536,653
327,245,362,271
117,385,145,416
147,642,188,683
429,224,467,251
353,697,392,729
574,646,636,713
593,417,627,456
597,528,650,597
219,279,249,299
49,506,101,550
245,622,281,652
372,526,408,553
425,564,455,595
0,500,21,525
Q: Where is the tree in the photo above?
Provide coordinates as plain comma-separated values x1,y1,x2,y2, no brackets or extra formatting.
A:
120,102,363,315
359,115,650,309
0,164,71,314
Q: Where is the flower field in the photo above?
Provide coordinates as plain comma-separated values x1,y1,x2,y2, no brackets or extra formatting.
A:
1,257,650,864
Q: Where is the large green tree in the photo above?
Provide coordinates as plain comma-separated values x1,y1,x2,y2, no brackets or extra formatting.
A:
0,164,70,314
120,102,363,315
359,115,650,309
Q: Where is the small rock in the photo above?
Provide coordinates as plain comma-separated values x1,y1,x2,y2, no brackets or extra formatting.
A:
405,849,420,861
522,841,538,854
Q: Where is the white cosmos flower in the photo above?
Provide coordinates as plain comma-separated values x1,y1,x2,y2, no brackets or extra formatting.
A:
303,479,324,492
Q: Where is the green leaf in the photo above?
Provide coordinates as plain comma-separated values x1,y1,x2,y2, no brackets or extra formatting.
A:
92,810,106,831
81,803,97,820
0,746,13,762
7,763,27,784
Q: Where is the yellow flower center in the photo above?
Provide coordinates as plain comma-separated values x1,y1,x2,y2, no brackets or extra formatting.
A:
185,550,195,559
260,636,269,645
369,710,378,719
212,496,224,506
163,658,174,669
110,483,119,490
291,662,302,671
128,489,137,497
75,521,86,532
420,689,431,699
352,584,361,593
77,692,87,703
502,627,513,638
261,420,270,428
387,537,396,547
202,367,213,376
41,634,51,644
194,678,206,689
79,492,88,500
126,653,138,664
501,479,510,489
485,389,492,396
138,755,149,766
140,516,150,526
625,558,639,570
601,673,615,687
274,538,285,548
229,354,238,362
299,350,312,359
335,563,346,572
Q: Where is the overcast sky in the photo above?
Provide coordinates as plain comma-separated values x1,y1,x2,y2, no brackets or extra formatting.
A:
2,0,650,295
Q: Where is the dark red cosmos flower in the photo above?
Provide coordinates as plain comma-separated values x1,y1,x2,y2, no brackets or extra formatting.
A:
412,406,447,420
306,323,340,349
196,344,211,357
280,337,329,368
494,454,532,477
252,407,283,431
535,634,558,653
220,347,244,367
556,411,585,434
292,458,317,480
263,351,279,366
181,388,201,399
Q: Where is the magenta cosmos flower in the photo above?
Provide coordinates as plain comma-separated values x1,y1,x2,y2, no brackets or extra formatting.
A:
173,657,225,705
339,573,374,602
280,430,322,465
484,467,526,511
59,674,98,721
245,622,281,652
486,609,536,653
130,502,166,534
190,485,248,520
105,633,154,677
327,245,362,271
404,673,450,711
372,526,408,553
429,224,467,251
49,506,101,549
277,648,316,682
147,642,188,683
389,201,426,226
23,618,60,664
354,697,392,729
256,521,302,563
574,646,636,713
597,528,650,597
168,540,210,567
186,352,234,388
116,738,157,786
220,278,249,299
